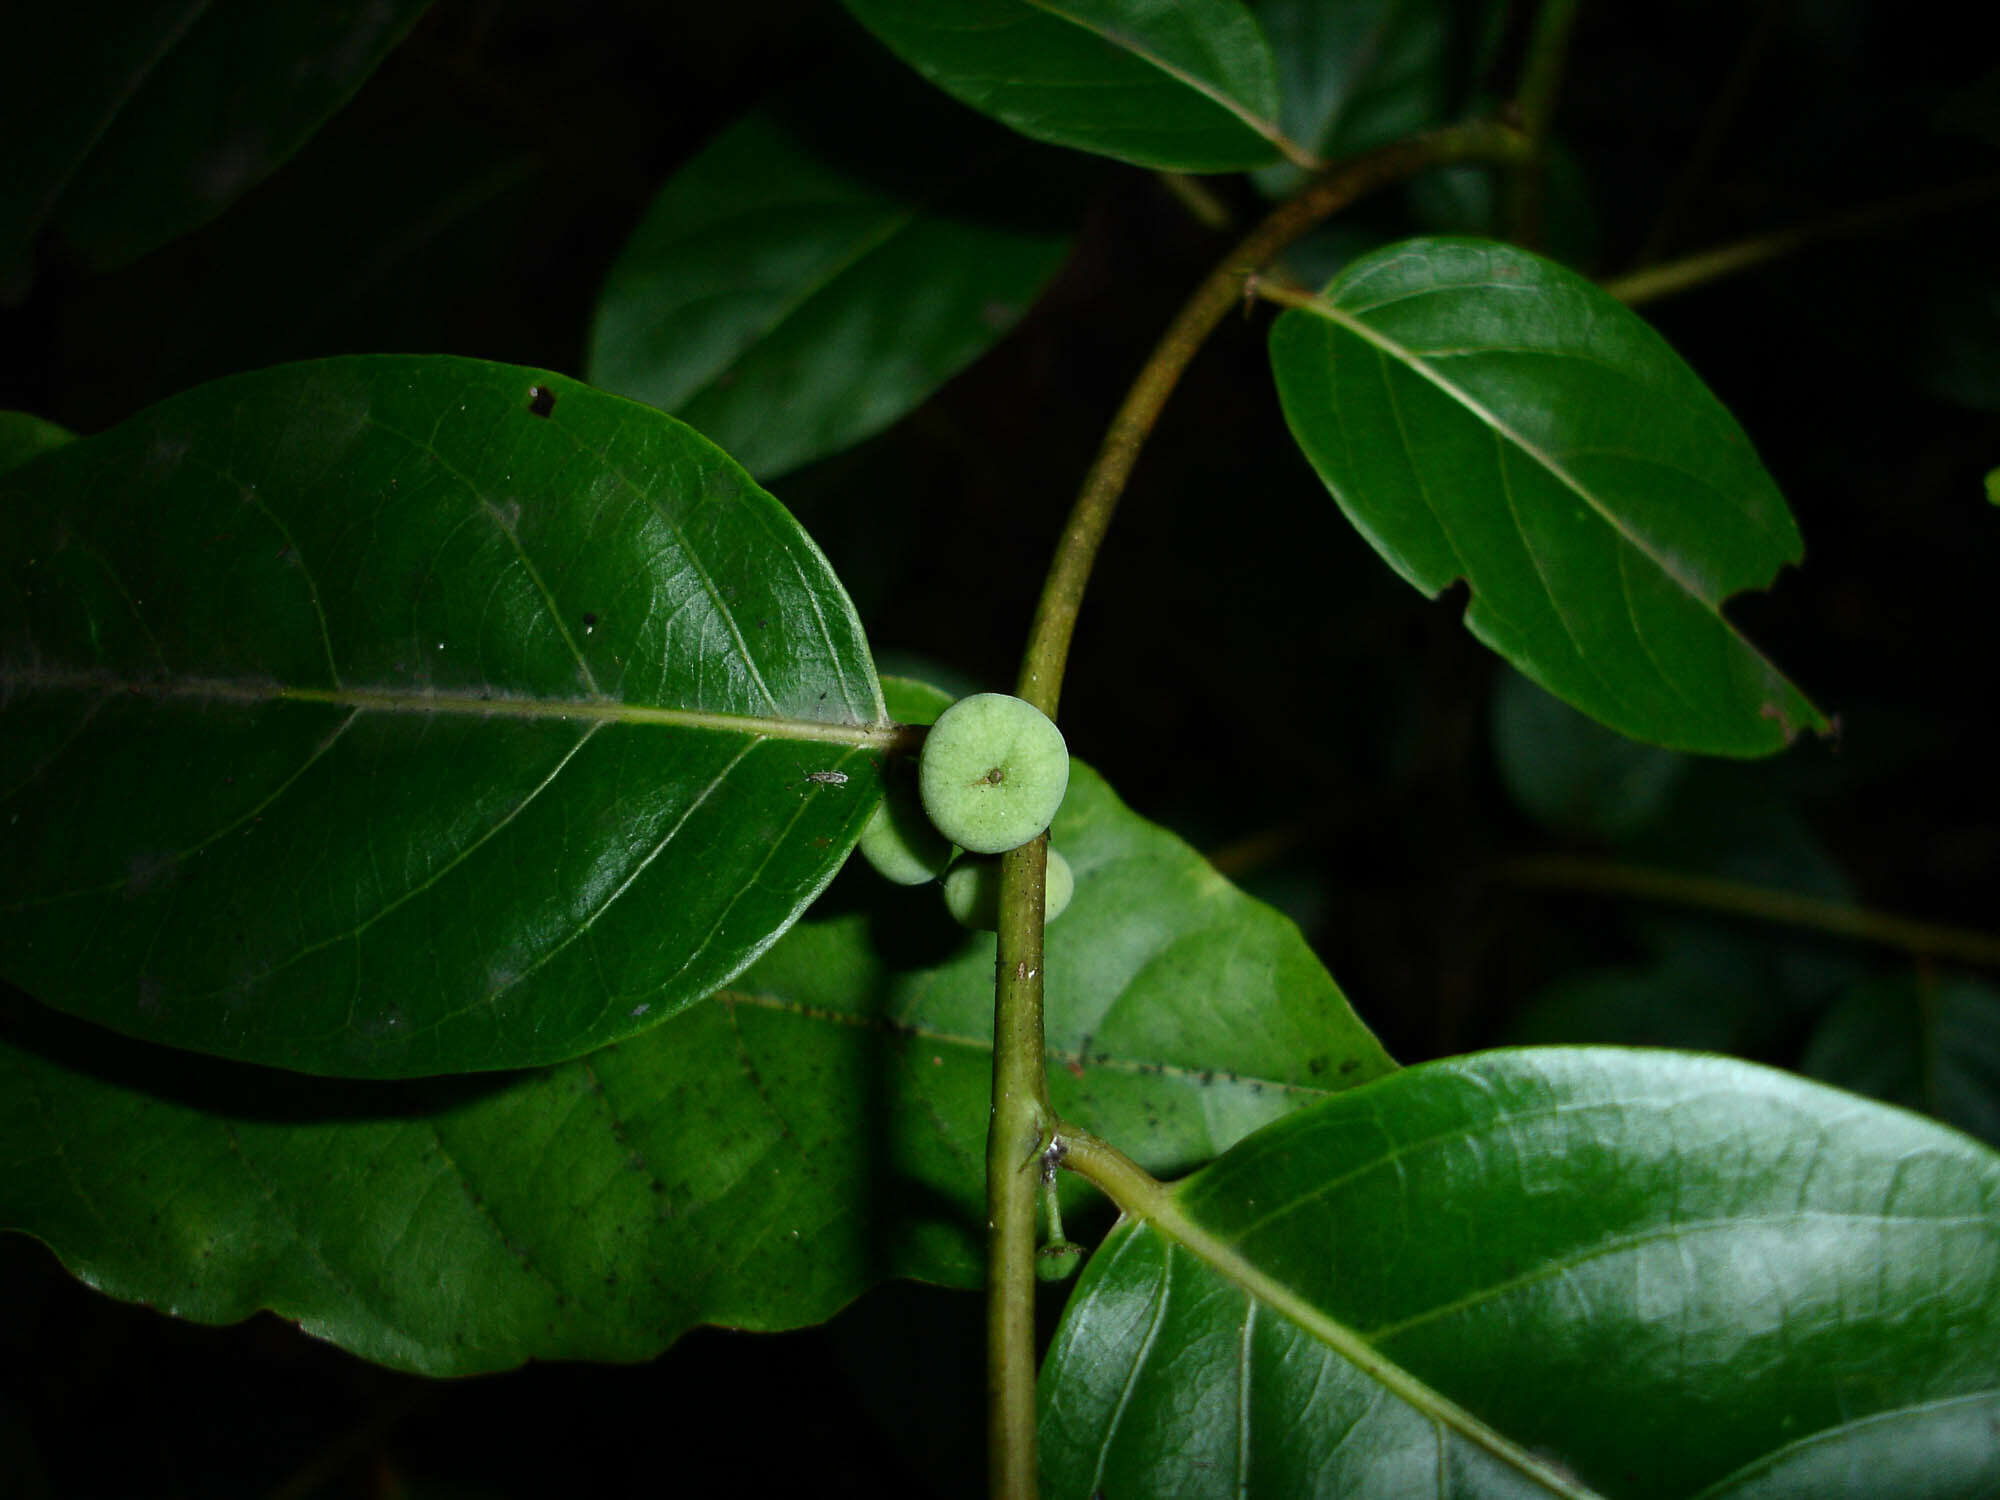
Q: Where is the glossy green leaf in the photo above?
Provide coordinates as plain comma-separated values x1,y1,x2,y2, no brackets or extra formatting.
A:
841,0,1295,172
0,0,431,292
1804,976,2000,1151
0,356,889,1077
0,414,75,476
587,108,1071,482
1040,1048,2000,1498
1253,0,1450,196
1270,237,1828,755
0,756,1390,1374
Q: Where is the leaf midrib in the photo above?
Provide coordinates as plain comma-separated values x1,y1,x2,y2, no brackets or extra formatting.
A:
1022,0,1314,167
1299,293,1724,612
0,669,902,746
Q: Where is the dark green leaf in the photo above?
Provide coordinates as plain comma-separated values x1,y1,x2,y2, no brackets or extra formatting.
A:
0,756,1390,1374
1270,237,1828,756
1491,667,1685,839
0,0,432,291
1253,0,1450,196
588,108,1071,481
0,414,75,476
841,0,1295,172
1804,976,2000,1151
1041,1048,2000,1498
0,356,888,1077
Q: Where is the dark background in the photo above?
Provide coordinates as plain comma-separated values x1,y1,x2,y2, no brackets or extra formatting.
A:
3,0,1997,1492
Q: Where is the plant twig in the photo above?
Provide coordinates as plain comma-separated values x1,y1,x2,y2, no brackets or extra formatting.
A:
1504,0,1585,246
989,119,1528,1498
986,836,1054,1500
1506,853,2000,968
1014,120,1528,723
1603,174,2000,307
1154,170,1236,231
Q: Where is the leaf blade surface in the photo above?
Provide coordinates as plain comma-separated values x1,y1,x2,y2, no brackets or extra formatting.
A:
0,356,887,1076
0,754,1391,1373
1270,237,1827,754
1040,1048,2000,1497
588,108,1071,481
841,0,1291,171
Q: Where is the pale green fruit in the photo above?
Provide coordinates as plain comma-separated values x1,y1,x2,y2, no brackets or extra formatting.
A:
919,692,1068,854
856,785,954,886
941,847,1074,932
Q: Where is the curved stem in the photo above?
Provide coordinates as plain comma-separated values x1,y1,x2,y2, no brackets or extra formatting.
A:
1014,120,1529,722
1604,173,2000,307
1506,853,2000,968
1504,0,1585,246
986,836,1053,1500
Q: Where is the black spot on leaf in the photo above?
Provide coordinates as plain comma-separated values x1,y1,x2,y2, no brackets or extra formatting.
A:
527,385,556,417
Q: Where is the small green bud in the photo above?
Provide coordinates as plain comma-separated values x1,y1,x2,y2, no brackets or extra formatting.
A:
940,847,1074,931
1036,1240,1085,1282
856,783,955,886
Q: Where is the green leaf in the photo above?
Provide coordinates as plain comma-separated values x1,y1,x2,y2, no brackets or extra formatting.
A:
0,757,1391,1374
0,413,75,476
0,0,432,292
1269,237,1828,756
1491,667,1685,839
1040,1048,2000,1498
0,356,888,1078
841,0,1294,172
1804,976,2000,1151
1252,0,1450,196
588,107,1071,482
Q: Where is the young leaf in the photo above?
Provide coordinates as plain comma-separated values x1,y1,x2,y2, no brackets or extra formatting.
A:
0,357,889,1077
588,108,1071,482
0,1,433,292
841,0,1296,172
1041,1049,2000,1498
0,758,1391,1375
1269,237,1829,756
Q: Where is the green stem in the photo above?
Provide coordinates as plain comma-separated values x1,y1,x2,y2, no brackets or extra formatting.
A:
987,836,1053,1500
1056,1128,1607,1500
1014,120,1527,722
1154,170,1235,231
1603,174,2000,307
1507,854,2000,968
989,120,1528,1497
1504,0,1585,246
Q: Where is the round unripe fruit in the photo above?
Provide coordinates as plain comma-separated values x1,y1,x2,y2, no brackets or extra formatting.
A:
919,693,1069,855
856,785,955,886
941,847,1074,932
